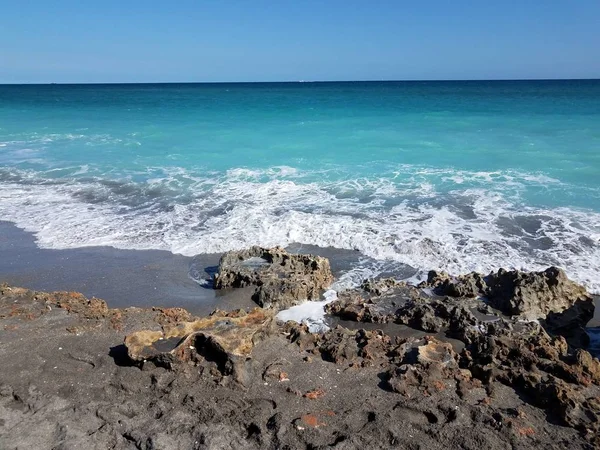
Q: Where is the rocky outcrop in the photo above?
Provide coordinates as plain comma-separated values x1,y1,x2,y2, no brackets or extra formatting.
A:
412,267,596,347
484,267,595,348
2,278,599,449
325,280,420,324
463,320,600,436
420,266,594,322
213,246,333,309
485,267,592,318
395,297,483,343
421,270,487,298
124,308,275,385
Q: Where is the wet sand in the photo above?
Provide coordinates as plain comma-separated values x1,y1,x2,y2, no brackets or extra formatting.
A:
0,221,376,315
0,221,224,314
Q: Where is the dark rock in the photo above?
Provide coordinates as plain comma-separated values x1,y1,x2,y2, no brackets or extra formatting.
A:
485,267,592,319
325,283,419,324
464,321,600,434
422,270,486,298
360,278,405,296
395,297,481,343
213,246,333,309
386,337,465,394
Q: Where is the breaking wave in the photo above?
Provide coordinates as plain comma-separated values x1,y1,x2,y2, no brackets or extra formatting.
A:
0,165,599,293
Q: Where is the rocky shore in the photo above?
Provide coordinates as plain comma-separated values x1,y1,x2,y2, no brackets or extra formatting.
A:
1,246,599,449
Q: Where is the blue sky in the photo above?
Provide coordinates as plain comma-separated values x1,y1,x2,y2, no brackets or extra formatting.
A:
1,0,599,83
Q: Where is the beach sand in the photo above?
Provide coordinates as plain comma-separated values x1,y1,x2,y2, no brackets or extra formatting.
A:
0,221,374,314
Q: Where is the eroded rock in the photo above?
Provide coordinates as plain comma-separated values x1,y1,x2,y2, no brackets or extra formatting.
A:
486,267,593,319
325,282,420,324
213,246,333,309
422,271,486,298
464,321,600,434
124,308,275,385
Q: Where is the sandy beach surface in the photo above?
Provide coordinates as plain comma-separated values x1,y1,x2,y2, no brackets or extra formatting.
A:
1,240,599,449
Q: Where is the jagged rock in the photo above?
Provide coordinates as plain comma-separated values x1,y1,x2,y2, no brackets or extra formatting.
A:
421,271,486,298
386,337,463,394
213,246,333,309
319,327,396,367
325,283,419,324
416,338,459,369
464,321,600,433
124,308,275,385
485,267,594,346
419,267,595,348
286,323,403,367
485,267,592,319
395,297,481,343
360,278,406,296
395,300,445,332
542,301,595,348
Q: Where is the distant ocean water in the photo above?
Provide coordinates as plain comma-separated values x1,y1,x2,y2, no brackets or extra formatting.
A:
1,81,599,292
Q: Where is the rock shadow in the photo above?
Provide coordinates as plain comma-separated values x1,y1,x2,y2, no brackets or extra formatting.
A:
109,344,136,367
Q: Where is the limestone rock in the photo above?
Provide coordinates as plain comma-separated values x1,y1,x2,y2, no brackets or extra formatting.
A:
464,321,600,433
422,270,486,298
360,278,406,296
395,297,481,343
485,267,592,319
213,246,333,309
124,308,275,385
325,283,419,324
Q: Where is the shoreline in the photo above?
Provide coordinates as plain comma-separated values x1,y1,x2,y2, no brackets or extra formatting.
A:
0,221,383,313
1,248,599,448
2,219,599,331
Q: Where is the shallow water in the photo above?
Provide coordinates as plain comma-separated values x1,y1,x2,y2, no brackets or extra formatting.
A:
1,81,599,292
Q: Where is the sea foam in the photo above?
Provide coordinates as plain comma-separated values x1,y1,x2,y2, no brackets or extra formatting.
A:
0,165,599,294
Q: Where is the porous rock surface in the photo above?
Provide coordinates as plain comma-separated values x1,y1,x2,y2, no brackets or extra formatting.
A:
423,266,593,320
328,267,595,347
213,246,333,309
1,258,599,449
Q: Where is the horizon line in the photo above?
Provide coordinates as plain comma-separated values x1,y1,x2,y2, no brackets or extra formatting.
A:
1,77,599,86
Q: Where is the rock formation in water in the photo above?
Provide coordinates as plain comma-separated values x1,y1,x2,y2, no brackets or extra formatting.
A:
213,246,333,309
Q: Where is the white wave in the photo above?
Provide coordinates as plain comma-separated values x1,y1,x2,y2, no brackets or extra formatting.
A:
0,167,599,294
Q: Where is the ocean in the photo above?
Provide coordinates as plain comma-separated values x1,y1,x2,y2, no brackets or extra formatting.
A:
1,81,599,292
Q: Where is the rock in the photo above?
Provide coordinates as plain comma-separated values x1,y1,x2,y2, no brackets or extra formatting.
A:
318,327,396,367
420,267,595,348
395,297,480,343
124,308,275,386
360,278,405,296
416,338,459,369
422,271,486,298
325,283,419,324
285,323,401,368
485,267,592,319
485,267,594,346
386,337,461,395
396,300,445,332
213,246,333,309
464,320,600,433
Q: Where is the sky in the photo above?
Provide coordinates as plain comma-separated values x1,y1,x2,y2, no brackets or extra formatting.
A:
1,0,599,83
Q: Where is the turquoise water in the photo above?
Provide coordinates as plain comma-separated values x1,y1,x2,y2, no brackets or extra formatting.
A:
1,81,599,291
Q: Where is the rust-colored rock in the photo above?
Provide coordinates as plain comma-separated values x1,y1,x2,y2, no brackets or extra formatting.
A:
304,388,325,399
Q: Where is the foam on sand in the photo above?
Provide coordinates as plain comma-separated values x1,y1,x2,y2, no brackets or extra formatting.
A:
276,290,338,332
